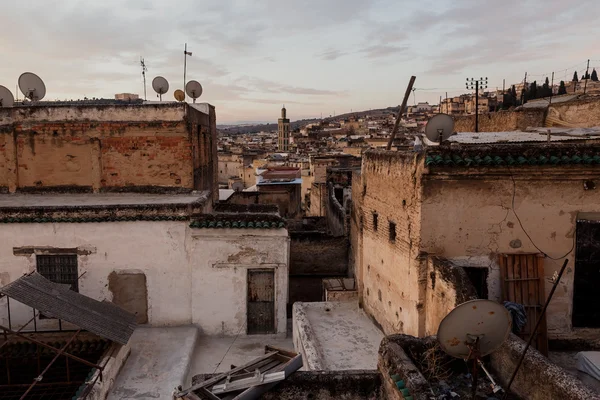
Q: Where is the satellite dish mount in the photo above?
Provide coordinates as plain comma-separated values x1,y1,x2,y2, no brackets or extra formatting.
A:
152,76,169,101
425,113,455,144
437,299,511,399
185,80,203,103
18,72,46,102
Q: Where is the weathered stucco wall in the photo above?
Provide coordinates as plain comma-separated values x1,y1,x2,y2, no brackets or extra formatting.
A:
453,109,545,132
0,221,289,336
189,229,289,335
0,104,216,193
227,190,297,218
421,168,600,338
358,150,426,336
424,257,478,336
549,97,600,128
218,153,242,183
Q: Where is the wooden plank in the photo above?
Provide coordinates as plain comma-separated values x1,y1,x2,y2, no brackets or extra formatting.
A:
522,255,533,342
513,255,522,304
507,255,515,302
499,255,508,301
536,256,549,356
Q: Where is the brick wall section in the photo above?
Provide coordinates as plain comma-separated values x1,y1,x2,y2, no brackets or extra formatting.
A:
0,103,217,194
358,150,427,336
453,109,545,132
101,135,192,188
289,232,348,275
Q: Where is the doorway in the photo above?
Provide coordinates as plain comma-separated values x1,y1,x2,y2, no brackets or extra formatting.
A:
247,269,276,334
573,219,600,327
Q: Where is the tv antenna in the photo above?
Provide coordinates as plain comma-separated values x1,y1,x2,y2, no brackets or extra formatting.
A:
152,76,169,101
18,72,46,102
438,299,511,399
424,113,455,144
0,86,14,107
140,57,148,101
174,89,185,102
185,80,202,103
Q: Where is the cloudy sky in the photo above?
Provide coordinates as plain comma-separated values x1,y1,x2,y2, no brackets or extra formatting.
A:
1,0,598,123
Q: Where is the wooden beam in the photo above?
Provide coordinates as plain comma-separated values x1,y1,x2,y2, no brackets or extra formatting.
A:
386,76,416,150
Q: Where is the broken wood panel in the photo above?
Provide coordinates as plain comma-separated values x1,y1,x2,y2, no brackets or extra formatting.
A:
499,253,548,356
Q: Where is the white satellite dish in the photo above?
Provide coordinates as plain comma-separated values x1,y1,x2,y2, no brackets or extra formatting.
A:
425,113,454,143
152,76,169,101
0,86,14,107
185,80,203,103
18,72,46,102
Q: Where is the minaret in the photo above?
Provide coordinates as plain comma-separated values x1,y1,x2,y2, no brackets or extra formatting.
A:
278,105,290,151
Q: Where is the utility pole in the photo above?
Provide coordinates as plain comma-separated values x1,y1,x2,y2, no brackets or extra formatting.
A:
466,77,488,133
550,72,555,105
584,59,590,95
140,57,147,101
445,92,448,114
520,72,527,105
183,43,192,101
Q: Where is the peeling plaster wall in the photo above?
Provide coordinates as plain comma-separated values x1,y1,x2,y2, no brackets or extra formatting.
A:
189,229,289,336
421,170,600,338
0,222,289,336
453,109,545,132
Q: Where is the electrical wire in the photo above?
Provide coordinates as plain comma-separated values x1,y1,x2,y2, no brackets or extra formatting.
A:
212,322,246,373
507,166,575,260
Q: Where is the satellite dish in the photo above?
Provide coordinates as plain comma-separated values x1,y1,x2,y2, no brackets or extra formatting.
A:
438,300,510,398
438,299,511,359
425,113,454,143
185,80,203,103
18,72,46,101
152,76,169,101
174,89,185,102
0,86,14,107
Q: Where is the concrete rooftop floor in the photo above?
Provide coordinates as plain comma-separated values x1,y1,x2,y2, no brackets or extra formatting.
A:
301,301,384,370
108,326,294,399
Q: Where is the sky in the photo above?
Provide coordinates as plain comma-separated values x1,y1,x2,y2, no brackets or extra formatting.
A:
1,0,599,124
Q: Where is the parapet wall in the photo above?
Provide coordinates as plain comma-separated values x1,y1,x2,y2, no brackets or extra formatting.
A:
0,103,216,194
454,109,545,132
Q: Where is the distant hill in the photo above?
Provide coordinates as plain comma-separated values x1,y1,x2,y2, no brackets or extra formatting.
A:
217,106,401,135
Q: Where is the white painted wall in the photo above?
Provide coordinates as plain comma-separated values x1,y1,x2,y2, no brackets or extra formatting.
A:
0,222,289,336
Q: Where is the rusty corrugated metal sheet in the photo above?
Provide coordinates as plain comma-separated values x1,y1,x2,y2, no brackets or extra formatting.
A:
0,272,136,344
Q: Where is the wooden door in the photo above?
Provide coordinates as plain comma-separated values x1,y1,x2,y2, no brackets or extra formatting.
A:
499,254,548,356
573,220,600,327
247,270,275,334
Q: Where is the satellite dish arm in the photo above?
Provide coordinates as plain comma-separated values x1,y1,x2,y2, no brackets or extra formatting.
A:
387,76,416,150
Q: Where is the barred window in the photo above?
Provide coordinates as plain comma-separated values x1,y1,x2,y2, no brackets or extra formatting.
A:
36,255,79,292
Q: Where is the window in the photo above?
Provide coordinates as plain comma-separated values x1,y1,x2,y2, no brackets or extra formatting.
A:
389,222,396,243
37,255,79,292
373,213,378,231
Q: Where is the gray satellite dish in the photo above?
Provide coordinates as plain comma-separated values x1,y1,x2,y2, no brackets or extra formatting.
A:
152,76,169,101
185,80,203,103
438,299,511,398
0,86,14,107
425,113,454,143
18,72,46,102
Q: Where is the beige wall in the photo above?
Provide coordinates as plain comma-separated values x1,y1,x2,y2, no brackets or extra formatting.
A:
218,153,242,184
357,151,425,336
0,103,217,193
0,222,289,335
420,169,600,338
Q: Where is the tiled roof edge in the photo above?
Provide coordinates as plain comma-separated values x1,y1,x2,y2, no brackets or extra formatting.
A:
425,153,600,167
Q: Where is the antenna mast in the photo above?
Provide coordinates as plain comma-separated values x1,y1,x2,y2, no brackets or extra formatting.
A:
140,57,148,101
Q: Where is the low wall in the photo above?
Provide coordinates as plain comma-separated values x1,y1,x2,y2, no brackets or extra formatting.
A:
292,303,325,371
192,371,381,400
326,182,347,237
425,257,478,336
290,232,348,275
453,109,545,132
80,342,131,400
226,191,293,217
490,334,600,400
